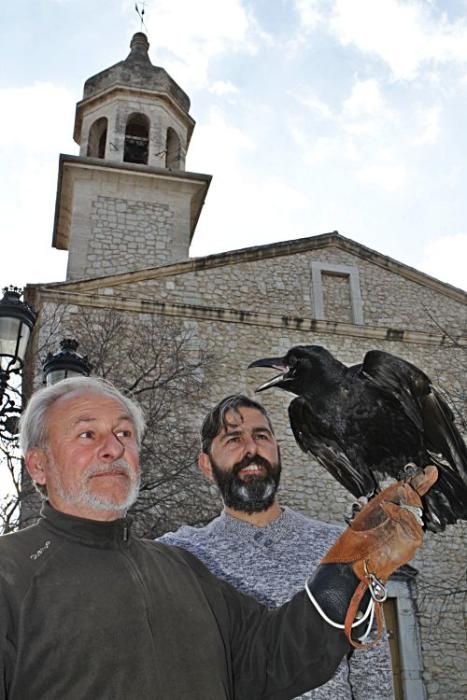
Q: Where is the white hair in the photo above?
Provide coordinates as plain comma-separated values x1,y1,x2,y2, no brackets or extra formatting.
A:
19,376,146,455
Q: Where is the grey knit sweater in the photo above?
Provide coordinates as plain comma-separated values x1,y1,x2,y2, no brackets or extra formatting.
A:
159,507,394,700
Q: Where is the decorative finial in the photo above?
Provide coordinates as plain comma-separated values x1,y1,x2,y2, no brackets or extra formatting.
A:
135,2,148,33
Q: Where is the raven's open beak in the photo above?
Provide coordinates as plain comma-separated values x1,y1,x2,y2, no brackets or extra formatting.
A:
248,357,288,393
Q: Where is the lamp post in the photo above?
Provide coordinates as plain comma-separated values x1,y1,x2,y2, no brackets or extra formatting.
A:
0,287,37,440
0,303,92,532
42,338,93,386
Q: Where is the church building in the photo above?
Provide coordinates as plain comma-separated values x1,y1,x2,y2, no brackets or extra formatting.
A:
26,33,467,700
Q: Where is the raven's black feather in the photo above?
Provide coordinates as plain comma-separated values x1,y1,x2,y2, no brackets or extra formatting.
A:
249,345,467,532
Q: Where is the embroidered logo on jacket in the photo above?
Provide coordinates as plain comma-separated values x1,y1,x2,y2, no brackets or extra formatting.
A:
30,540,51,560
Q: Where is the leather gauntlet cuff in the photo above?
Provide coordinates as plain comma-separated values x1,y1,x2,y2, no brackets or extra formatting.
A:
306,562,372,640
310,467,437,648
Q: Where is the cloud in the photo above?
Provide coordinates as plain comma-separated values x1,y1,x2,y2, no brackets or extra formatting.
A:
418,233,467,291
341,79,396,136
413,105,441,145
342,79,386,119
187,107,310,256
293,0,327,30
209,80,239,96
292,0,467,81
286,0,330,55
291,92,334,119
330,0,467,81
144,0,269,89
2,152,68,286
289,77,394,141
0,83,74,150
0,82,75,285
298,134,358,164
190,173,311,257
188,106,255,171
356,162,408,192
288,78,402,176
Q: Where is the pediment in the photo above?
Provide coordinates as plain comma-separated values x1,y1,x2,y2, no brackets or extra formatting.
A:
38,231,467,306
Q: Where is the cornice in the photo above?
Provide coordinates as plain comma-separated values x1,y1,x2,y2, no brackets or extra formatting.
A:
32,288,467,348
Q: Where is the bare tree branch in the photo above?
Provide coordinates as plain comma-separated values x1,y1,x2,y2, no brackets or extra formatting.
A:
17,306,219,537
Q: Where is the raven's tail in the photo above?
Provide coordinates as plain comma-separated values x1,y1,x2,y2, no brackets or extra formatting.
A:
422,461,467,532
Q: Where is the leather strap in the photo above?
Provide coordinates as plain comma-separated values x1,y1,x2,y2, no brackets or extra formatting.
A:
344,579,385,649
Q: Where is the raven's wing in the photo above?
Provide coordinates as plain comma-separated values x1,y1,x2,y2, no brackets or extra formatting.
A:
289,396,378,498
362,350,467,486
361,350,428,430
420,391,467,487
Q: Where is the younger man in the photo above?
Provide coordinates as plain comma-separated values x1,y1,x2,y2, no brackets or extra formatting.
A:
161,395,396,700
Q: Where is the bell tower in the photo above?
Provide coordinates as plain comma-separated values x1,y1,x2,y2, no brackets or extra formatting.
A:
52,33,211,280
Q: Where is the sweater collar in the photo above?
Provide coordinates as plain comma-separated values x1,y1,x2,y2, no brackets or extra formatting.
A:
213,506,298,544
40,502,131,548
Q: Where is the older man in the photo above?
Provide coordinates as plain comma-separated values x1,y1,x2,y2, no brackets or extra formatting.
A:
0,377,429,699
160,395,396,699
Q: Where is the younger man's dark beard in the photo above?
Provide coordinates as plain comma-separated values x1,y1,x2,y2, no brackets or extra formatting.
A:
210,454,281,514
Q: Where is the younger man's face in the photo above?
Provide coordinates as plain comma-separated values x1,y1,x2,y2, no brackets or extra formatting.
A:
203,407,281,513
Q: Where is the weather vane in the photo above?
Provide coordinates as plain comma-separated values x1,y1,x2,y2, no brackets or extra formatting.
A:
135,2,148,32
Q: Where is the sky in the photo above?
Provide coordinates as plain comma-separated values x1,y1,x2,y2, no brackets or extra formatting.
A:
1,0,467,292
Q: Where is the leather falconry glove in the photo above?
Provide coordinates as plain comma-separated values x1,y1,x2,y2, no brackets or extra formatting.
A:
306,465,438,648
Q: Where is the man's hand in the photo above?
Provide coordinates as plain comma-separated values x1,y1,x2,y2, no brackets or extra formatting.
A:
321,465,438,582
305,466,438,647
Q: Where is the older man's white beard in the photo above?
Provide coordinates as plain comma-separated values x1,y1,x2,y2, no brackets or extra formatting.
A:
47,456,140,515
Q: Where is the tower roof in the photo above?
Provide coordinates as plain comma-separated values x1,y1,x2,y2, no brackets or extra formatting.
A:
81,33,190,114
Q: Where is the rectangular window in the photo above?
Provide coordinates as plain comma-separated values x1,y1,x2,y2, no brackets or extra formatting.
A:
311,261,364,325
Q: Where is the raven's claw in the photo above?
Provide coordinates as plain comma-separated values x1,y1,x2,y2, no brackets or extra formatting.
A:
344,496,369,524
397,462,423,482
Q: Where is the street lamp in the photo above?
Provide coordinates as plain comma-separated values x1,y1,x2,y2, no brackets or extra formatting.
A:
0,287,37,439
42,338,93,386
0,287,37,374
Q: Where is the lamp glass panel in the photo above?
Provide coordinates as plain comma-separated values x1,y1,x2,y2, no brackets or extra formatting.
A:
0,316,22,363
16,325,31,364
46,368,84,386
46,369,67,386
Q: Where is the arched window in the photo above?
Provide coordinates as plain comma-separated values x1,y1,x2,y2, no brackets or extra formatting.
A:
87,117,108,159
124,113,150,164
165,127,181,169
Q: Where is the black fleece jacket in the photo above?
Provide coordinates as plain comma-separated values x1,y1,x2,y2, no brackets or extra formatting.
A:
0,504,351,699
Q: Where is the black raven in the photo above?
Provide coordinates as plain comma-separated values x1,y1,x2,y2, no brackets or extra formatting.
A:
248,345,467,532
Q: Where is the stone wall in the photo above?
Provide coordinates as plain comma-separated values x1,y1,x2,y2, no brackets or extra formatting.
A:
113,243,467,337
86,195,174,277
64,167,201,280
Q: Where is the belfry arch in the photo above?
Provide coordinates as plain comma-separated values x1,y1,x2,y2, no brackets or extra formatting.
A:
87,117,108,159
124,112,150,164
166,128,181,169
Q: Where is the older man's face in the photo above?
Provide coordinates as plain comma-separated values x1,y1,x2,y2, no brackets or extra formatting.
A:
26,392,140,521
